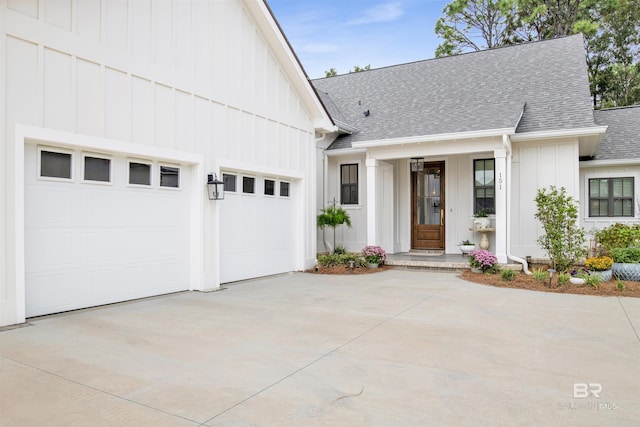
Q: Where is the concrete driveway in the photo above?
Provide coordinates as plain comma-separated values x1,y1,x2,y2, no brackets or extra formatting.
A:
1,270,638,426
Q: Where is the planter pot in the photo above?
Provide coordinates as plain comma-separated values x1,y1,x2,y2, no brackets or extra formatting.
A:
612,263,640,281
589,269,612,282
460,244,476,255
473,217,491,229
367,263,379,269
470,267,482,274
569,277,586,285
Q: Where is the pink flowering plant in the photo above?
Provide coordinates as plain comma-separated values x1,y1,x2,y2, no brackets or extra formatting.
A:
468,249,498,273
362,245,387,264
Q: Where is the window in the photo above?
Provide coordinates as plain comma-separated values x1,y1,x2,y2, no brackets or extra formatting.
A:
473,159,495,214
160,166,180,188
41,150,72,179
223,173,237,192
340,164,358,205
280,181,290,197
589,177,634,217
264,179,275,196
129,162,151,185
84,156,111,182
243,176,255,194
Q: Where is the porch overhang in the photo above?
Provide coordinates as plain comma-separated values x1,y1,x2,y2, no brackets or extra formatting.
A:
351,127,516,149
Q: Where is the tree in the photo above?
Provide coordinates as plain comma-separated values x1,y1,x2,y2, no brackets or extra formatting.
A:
350,64,371,73
435,0,520,57
317,199,352,254
534,186,586,272
324,68,338,77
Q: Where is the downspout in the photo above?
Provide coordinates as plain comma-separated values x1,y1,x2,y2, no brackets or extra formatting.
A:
503,134,531,274
315,132,332,254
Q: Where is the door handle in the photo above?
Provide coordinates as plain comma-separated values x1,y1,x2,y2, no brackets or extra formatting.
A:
440,209,444,225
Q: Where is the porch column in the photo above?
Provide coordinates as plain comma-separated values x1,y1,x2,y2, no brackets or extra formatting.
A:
366,158,378,246
494,148,508,263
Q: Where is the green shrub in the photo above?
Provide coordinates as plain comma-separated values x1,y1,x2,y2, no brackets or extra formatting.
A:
333,245,347,255
610,247,640,264
501,269,516,281
317,253,366,268
616,280,626,291
534,186,586,272
532,267,548,282
584,274,601,289
557,272,570,286
595,223,640,252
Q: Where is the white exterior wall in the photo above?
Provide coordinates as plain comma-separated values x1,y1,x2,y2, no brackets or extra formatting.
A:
1,0,322,326
510,138,581,259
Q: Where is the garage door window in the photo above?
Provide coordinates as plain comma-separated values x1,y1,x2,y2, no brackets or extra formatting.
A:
129,162,152,186
264,179,275,196
280,182,290,197
160,166,180,188
40,150,72,179
84,156,111,182
223,174,236,192
243,176,255,194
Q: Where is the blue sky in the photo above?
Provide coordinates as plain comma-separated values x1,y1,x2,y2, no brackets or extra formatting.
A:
267,0,450,79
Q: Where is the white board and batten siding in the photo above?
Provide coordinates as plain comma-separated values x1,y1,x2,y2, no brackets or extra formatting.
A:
1,0,325,325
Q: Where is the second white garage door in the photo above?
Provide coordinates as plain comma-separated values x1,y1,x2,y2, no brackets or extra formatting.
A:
219,173,297,283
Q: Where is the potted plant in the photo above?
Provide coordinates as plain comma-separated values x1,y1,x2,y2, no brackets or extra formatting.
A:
584,255,613,282
473,210,491,228
468,249,498,273
569,268,589,285
459,239,476,255
610,247,640,281
362,245,386,268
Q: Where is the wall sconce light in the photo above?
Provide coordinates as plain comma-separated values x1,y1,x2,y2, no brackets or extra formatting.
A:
410,157,424,172
207,173,224,200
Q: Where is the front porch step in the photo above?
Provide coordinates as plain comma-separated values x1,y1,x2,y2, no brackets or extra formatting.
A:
408,249,445,256
385,253,523,272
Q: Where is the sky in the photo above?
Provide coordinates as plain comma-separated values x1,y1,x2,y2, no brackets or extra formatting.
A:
266,0,450,79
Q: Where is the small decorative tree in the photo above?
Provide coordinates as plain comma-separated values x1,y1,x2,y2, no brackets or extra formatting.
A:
534,186,586,272
317,199,351,254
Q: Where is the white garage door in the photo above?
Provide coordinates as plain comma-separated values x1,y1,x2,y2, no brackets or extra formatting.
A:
219,173,297,283
24,144,192,317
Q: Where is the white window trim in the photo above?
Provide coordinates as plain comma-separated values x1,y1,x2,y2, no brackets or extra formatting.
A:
222,172,238,194
279,180,291,199
159,163,181,190
127,159,154,188
37,145,74,182
584,170,639,220
338,160,362,207
81,152,113,185
470,155,496,218
241,175,257,196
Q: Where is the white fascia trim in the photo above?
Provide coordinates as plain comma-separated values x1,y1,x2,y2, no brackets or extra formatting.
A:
351,127,515,149
510,126,608,141
325,148,367,157
18,124,202,165
580,158,640,168
216,158,305,180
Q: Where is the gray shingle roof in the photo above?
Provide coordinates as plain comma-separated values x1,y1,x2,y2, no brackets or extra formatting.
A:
593,105,640,161
313,35,596,150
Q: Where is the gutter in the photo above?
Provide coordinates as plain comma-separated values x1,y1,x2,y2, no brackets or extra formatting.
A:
503,134,531,274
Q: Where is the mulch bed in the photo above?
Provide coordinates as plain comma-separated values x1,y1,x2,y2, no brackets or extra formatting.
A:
308,263,638,297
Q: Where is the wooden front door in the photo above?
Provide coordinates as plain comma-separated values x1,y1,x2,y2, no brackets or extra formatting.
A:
411,162,445,249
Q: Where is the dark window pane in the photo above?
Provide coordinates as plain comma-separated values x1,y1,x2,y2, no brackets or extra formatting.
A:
340,164,358,204
243,176,255,194
41,150,72,179
160,166,180,188
473,158,495,214
129,162,151,185
223,174,236,192
84,156,110,182
280,182,290,197
589,177,634,217
264,179,275,196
